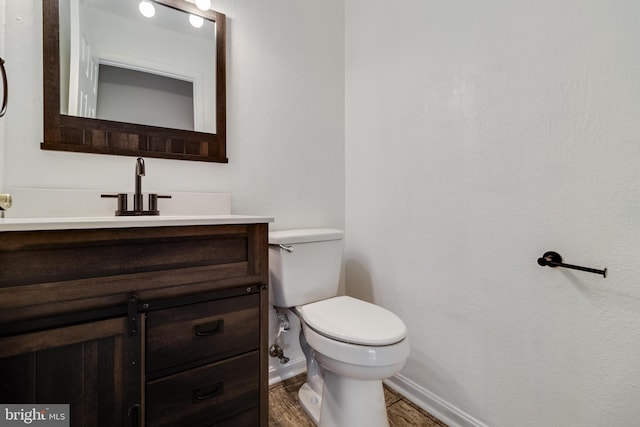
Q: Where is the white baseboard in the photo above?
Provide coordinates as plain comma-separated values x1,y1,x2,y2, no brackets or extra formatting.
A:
269,363,488,427
384,374,489,427
268,356,307,386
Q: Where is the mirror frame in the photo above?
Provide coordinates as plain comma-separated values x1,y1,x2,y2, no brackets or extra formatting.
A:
42,0,227,163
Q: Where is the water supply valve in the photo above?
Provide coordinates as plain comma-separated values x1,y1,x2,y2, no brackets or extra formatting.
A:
269,309,291,364
269,344,290,364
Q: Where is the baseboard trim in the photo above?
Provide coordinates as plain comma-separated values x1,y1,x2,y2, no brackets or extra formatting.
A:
268,356,307,386
270,363,488,427
384,374,488,427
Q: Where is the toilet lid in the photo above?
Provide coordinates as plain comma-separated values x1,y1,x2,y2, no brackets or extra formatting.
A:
298,296,407,346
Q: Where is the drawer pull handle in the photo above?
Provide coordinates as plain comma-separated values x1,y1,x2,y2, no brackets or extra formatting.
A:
192,380,224,402
194,319,224,337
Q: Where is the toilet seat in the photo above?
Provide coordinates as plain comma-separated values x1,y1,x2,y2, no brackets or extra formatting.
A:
297,296,407,346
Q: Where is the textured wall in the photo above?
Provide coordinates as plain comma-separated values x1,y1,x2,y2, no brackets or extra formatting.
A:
345,0,640,425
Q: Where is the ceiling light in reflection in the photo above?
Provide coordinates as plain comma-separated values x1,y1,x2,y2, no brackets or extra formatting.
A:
138,0,155,18
189,14,204,28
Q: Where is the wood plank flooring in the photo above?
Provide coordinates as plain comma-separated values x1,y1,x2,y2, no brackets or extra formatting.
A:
269,374,448,426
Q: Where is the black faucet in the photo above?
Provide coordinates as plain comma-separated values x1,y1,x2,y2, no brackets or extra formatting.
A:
134,157,145,212
101,157,171,216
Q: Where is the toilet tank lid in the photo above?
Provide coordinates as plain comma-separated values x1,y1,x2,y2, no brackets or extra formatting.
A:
269,228,344,245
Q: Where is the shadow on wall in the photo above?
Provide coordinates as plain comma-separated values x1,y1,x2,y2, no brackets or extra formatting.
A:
345,253,487,425
344,255,374,302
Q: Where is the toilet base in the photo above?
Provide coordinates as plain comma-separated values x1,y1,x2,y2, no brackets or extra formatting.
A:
298,382,322,425
300,370,388,427
299,374,390,427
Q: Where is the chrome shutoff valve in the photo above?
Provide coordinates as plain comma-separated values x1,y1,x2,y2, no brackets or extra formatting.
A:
269,344,290,364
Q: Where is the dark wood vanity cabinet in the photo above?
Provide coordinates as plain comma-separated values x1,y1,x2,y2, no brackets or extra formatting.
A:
0,223,269,426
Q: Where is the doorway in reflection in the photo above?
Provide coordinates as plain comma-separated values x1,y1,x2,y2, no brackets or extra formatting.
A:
97,64,195,131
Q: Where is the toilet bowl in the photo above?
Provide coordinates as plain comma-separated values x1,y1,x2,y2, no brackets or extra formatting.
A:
296,296,409,427
299,296,409,380
269,229,410,427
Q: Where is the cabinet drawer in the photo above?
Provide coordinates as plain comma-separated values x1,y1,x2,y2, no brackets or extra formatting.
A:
146,351,260,427
213,407,260,427
146,294,259,373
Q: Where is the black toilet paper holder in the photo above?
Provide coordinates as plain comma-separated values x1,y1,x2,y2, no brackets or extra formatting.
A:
537,251,607,278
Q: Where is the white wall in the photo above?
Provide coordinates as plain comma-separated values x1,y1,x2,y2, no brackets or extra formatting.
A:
2,0,344,225
1,0,344,378
346,1,640,426
96,65,195,131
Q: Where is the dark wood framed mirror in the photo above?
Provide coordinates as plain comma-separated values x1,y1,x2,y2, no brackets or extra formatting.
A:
42,0,227,163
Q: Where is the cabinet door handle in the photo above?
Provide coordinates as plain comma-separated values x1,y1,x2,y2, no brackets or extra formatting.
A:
194,319,224,337
127,403,140,427
192,380,224,401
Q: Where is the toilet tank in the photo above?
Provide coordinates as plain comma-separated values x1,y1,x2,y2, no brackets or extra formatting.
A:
269,228,344,308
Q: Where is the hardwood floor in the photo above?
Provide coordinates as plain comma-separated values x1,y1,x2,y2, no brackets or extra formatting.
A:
269,374,448,426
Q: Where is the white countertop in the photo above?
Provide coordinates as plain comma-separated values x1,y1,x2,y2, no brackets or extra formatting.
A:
0,214,274,232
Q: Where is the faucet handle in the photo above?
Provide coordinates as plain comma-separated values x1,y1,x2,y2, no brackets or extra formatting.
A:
148,194,171,212
101,193,128,213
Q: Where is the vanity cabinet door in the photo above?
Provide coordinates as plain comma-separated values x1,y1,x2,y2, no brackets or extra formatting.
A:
0,317,141,427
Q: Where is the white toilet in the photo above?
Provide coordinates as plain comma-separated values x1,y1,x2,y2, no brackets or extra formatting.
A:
269,228,410,427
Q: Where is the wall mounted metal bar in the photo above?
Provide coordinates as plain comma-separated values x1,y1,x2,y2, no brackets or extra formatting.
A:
0,57,7,117
537,251,607,278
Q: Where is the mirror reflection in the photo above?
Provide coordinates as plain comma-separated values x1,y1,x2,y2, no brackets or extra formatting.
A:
58,0,216,133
